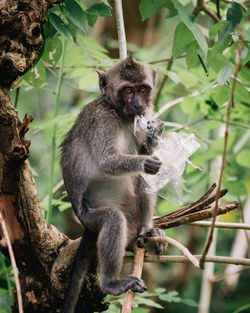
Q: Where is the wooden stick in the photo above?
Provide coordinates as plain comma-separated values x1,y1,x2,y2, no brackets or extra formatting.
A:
0,212,23,313
148,236,200,268
124,255,250,267
121,247,145,313
114,0,127,60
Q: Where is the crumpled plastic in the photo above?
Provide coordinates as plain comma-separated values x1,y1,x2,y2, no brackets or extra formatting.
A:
134,115,200,204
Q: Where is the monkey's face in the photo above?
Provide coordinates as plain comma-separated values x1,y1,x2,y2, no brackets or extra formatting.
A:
118,83,152,117
98,57,155,118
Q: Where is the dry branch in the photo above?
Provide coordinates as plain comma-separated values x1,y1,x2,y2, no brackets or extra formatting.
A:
154,183,239,229
148,237,200,268
121,247,145,313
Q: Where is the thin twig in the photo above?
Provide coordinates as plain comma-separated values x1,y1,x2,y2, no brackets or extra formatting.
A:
221,0,248,12
124,254,250,266
190,221,250,230
121,247,145,313
199,38,242,269
114,0,127,60
148,236,200,268
0,212,23,313
193,0,220,22
216,0,221,19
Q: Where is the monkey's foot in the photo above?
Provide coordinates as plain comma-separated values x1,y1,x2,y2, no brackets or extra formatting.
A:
101,275,147,296
137,227,167,255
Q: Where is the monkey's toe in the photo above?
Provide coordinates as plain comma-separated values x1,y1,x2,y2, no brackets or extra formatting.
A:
124,275,147,293
138,228,167,254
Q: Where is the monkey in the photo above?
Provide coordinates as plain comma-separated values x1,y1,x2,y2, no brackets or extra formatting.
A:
60,56,166,312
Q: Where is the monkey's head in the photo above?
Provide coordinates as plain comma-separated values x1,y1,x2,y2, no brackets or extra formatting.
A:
97,56,156,118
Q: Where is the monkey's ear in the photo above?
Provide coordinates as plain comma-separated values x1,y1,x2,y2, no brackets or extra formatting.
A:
96,70,107,95
152,68,158,86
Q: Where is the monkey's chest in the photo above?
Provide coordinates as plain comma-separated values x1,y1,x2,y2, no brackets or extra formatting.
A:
86,175,139,211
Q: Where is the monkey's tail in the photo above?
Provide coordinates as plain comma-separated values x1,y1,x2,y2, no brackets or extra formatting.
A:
62,228,96,313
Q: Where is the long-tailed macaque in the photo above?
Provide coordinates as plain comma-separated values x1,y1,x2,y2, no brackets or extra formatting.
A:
60,56,166,312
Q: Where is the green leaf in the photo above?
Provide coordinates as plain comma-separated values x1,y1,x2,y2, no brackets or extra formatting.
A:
217,63,234,85
232,303,250,313
173,0,208,56
159,290,181,303
132,308,150,313
186,41,200,69
135,297,164,309
208,50,228,73
42,37,62,67
227,2,243,27
165,0,178,17
211,85,230,105
23,61,46,88
102,0,112,8
31,113,77,131
209,21,229,38
49,13,74,42
181,97,199,117
86,13,98,27
172,22,194,58
86,3,111,16
234,80,250,104
60,0,88,33
180,298,199,307
218,22,234,42
155,287,166,294
139,0,167,21
245,8,250,15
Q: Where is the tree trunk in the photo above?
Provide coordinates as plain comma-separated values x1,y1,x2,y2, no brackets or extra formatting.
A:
0,1,106,312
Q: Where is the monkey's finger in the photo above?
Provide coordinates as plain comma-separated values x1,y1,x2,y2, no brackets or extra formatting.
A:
155,243,165,255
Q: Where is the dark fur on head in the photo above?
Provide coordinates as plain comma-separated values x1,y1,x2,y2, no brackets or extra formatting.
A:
112,56,146,83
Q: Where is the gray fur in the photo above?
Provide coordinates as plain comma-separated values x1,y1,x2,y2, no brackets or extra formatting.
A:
61,57,166,312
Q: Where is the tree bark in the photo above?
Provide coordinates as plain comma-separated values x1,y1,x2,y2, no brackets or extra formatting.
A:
0,1,107,312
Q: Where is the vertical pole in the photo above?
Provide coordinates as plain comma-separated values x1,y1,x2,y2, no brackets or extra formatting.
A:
114,0,127,60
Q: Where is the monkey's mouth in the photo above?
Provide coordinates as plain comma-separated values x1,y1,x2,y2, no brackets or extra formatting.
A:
124,105,144,117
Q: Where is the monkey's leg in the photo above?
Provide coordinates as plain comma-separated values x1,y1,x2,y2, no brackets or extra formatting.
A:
83,207,147,296
137,177,167,255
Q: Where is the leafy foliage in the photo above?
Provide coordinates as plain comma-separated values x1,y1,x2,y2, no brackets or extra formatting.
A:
7,0,250,312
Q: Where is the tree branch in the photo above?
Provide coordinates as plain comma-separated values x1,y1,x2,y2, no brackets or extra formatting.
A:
114,0,127,60
199,38,242,269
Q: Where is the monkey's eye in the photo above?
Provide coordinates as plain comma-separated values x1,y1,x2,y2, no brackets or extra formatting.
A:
138,86,146,92
124,87,133,94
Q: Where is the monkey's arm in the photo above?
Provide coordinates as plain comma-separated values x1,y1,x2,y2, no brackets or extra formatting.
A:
91,117,161,175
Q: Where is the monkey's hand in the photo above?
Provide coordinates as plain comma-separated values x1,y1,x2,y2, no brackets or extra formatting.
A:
146,119,164,145
144,156,162,174
137,227,167,255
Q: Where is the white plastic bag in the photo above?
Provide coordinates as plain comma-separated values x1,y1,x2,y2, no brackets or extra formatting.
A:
134,115,200,204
